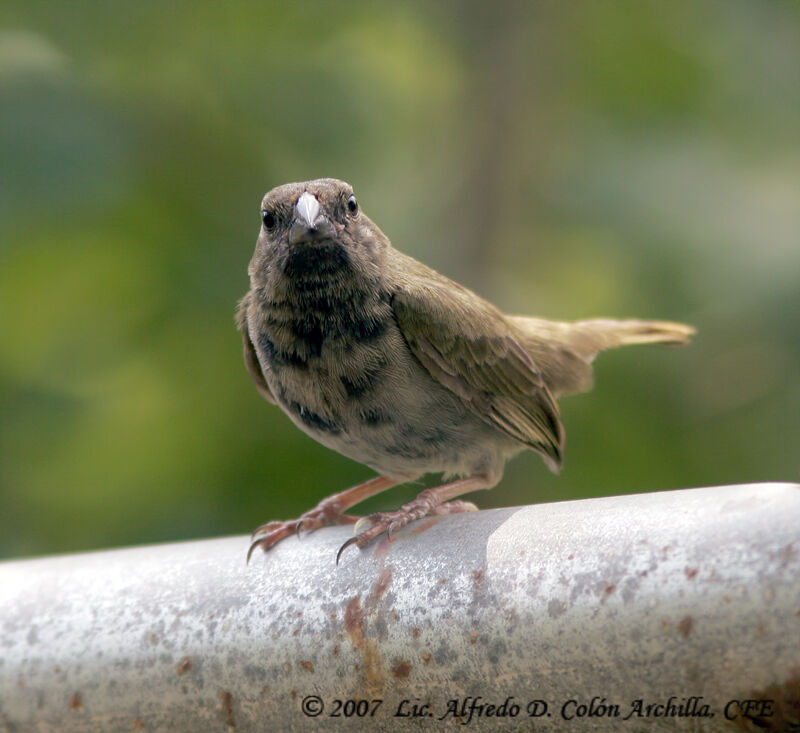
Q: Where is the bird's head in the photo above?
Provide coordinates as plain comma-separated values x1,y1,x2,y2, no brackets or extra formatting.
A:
248,178,389,286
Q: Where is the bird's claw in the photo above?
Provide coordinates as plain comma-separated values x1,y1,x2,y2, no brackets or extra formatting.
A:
247,537,265,564
334,511,409,564
247,520,300,562
335,536,360,565
250,520,284,540
335,498,479,564
247,502,360,562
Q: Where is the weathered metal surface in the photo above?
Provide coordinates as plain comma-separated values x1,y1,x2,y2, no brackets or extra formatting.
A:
1,483,799,732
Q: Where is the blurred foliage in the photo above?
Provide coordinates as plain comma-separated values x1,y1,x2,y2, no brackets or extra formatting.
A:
1,0,798,559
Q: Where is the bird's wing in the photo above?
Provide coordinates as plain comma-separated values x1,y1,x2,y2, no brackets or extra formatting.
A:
390,260,564,470
236,291,276,405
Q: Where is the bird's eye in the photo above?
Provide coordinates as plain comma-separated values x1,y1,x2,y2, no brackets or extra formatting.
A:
346,195,358,216
261,210,276,230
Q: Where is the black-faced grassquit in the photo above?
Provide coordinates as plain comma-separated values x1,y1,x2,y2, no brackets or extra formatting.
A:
237,178,694,561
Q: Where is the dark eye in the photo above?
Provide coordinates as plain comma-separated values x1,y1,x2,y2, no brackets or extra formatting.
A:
261,210,276,230
346,195,358,216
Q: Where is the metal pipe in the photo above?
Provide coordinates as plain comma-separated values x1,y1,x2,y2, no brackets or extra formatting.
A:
1,483,799,732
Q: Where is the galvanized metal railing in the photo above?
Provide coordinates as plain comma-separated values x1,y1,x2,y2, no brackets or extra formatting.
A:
1,483,799,732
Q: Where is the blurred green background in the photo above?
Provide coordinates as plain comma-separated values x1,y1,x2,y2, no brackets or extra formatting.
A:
1,1,798,560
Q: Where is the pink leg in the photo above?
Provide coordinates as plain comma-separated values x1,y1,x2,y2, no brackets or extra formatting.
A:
248,475,399,561
336,475,491,563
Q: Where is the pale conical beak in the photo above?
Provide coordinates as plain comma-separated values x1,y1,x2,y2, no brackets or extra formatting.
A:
289,191,334,244
295,192,322,229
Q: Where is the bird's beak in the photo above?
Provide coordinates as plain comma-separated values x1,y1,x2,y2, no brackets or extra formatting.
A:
289,192,333,245
295,192,322,229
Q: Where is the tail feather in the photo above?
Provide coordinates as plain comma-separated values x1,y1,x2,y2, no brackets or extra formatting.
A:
509,316,695,398
569,319,695,359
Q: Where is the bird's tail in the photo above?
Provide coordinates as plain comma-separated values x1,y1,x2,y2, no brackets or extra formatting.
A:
509,316,695,397
567,318,695,358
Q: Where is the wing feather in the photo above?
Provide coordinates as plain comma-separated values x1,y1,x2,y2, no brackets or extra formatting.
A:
390,259,564,470
237,291,276,405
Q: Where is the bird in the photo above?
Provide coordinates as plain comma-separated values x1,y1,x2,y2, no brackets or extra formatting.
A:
237,178,694,562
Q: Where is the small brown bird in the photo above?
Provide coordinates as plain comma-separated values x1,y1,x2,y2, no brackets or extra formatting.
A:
238,178,694,562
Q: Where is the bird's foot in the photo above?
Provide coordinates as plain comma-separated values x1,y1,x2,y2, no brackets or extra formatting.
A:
246,475,402,562
248,499,357,561
336,492,478,563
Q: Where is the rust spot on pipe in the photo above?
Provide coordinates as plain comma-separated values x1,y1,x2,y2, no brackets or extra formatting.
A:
176,657,191,675
677,616,693,638
420,652,433,665
468,631,479,644
131,717,145,730
344,596,385,693
219,690,235,729
412,628,420,638
344,596,362,634
68,692,83,711
599,581,616,604
298,660,314,672
685,567,699,580
374,567,392,598
391,661,412,679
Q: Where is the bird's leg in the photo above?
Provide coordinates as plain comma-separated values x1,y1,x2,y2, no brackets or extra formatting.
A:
337,474,491,563
248,475,399,560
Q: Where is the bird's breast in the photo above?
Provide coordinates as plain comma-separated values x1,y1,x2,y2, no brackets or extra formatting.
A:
250,279,393,372
247,282,487,476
